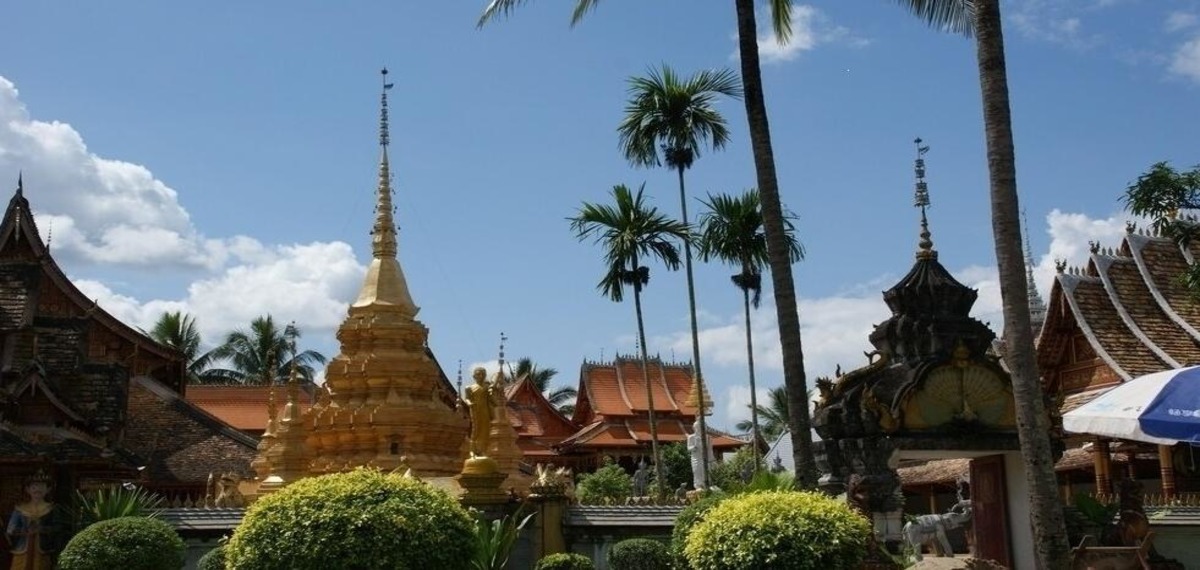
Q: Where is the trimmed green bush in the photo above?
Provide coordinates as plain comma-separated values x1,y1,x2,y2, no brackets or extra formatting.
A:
684,491,871,570
670,492,725,567
197,543,226,570
535,553,595,570
58,516,185,570
608,538,670,570
226,469,475,570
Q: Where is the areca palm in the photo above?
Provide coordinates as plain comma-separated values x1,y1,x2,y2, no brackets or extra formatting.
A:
147,311,230,384
735,386,789,442
478,0,820,489
507,357,577,409
570,183,688,494
619,65,741,487
698,189,801,471
208,316,327,385
897,1,1069,567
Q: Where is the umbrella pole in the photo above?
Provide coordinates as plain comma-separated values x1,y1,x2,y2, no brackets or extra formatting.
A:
1093,438,1112,499
1158,445,1176,502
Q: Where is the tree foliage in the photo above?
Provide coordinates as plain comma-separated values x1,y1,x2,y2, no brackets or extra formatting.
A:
734,386,789,441
607,538,671,570
575,457,633,505
1124,162,1200,294
208,315,327,385
147,311,229,383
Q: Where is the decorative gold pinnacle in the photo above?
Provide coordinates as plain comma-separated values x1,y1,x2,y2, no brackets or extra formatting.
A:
913,138,936,260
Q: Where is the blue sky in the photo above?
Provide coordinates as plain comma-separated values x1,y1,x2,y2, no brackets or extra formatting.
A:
1,1,1198,432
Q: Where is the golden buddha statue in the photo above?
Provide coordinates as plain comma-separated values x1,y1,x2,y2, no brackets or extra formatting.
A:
6,470,61,570
462,367,499,458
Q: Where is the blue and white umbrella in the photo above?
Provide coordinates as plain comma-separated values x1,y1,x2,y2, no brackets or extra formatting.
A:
1063,365,1200,445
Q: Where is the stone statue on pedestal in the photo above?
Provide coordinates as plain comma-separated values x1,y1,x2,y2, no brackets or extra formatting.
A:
632,460,650,497
687,417,715,490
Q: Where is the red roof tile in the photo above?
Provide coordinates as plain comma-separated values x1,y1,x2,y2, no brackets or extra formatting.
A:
186,385,316,432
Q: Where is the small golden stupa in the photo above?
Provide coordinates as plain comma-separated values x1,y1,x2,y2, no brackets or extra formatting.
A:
253,68,469,487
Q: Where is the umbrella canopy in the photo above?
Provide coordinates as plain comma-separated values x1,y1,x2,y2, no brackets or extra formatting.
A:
1063,365,1200,445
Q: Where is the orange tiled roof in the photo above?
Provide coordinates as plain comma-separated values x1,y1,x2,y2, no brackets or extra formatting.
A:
504,376,579,446
186,385,316,432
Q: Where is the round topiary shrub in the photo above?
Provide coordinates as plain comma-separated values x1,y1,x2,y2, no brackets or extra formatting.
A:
58,516,185,570
197,543,226,570
535,552,595,570
607,538,670,570
684,491,871,570
670,492,725,566
226,469,475,570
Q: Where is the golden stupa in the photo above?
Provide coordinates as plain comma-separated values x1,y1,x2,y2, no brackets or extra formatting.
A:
253,69,469,488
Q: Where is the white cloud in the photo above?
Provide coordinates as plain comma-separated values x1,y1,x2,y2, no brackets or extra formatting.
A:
1009,0,1102,50
750,4,868,65
1166,11,1198,33
0,76,251,270
1169,35,1200,83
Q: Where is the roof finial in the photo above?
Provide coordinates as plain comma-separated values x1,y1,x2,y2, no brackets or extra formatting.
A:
456,359,463,397
15,172,23,197
497,331,507,381
913,138,935,260
372,67,398,260
1022,209,1047,334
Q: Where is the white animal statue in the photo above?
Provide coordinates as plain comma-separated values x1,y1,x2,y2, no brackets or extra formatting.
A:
903,500,972,560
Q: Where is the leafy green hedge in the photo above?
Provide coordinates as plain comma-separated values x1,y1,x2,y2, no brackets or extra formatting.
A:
670,492,725,567
197,543,226,570
58,516,185,570
576,458,632,505
226,469,475,570
684,491,871,570
607,538,670,570
534,553,595,570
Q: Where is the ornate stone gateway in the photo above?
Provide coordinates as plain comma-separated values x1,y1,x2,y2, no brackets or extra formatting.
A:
812,141,1031,568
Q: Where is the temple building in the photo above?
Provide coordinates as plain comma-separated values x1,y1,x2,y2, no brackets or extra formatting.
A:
558,356,743,471
0,177,257,565
252,69,469,490
1036,225,1200,502
186,383,317,437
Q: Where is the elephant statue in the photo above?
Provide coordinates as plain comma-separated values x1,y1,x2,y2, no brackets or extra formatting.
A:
903,500,972,560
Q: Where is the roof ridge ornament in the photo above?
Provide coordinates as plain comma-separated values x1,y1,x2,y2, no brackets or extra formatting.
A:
913,138,935,260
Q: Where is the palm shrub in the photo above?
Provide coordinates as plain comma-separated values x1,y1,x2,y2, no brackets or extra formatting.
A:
535,553,595,570
226,469,475,570
684,491,871,570
471,510,535,570
197,544,227,570
58,516,185,570
669,492,726,568
707,446,760,492
608,538,670,570
73,484,164,528
575,458,633,505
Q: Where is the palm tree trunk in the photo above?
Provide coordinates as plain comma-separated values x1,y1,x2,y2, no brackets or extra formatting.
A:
742,283,762,472
676,166,711,488
733,0,817,489
974,1,1069,567
632,256,665,494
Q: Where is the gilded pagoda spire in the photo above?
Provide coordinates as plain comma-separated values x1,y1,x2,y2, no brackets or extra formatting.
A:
913,137,935,260
351,67,418,316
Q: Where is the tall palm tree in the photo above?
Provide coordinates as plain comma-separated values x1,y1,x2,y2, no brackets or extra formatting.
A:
698,189,801,471
735,385,789,442
507,356,577,409
570,183,688,493
897,1,1070,567
147,311,231,384
478,0,820,490
208,316,327,385
618,65,741,487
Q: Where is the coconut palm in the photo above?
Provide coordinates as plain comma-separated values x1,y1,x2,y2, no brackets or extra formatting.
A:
146,311,231,384
208,316,327,385
506,357,577,409
896,1,1069,566
570,183,688,493
618,65,741,486
698,189,801,470
735,385,789,442
478,0,820,490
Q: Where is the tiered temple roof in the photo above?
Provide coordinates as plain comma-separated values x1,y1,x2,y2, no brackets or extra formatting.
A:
562,356,742,454
0,180,257,494
185,383,317,436
504,375,579,460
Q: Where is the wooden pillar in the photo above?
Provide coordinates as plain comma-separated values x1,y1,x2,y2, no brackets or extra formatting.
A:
1093,438,1111,497
926,486,936,514
1158,444,1177,501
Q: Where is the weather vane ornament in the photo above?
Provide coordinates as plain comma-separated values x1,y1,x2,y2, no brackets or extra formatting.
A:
913,137,935,259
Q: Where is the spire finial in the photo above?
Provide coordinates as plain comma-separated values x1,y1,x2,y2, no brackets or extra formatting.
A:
15,172,23,197
456,359,463,397
1022,209,1048,334
497,332,507,381
372,67,398,260
913,138,935,260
